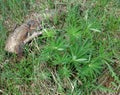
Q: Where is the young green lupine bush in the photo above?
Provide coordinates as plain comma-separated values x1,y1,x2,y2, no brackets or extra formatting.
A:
37,4,115,94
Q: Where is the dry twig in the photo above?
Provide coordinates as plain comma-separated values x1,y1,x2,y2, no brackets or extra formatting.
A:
23,31,42,44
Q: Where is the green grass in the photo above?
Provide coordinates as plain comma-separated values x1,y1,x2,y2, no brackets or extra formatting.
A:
0,0,35,23
0,0,120,95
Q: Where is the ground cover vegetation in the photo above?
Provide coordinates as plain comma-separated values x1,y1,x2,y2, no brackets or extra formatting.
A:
0,0,120,95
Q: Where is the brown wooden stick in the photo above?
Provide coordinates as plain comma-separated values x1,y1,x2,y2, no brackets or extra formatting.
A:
23,31,42,44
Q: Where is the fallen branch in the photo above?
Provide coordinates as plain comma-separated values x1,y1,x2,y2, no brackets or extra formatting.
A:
23,31,42,44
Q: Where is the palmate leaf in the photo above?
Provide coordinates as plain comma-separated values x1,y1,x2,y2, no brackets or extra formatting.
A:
66,25,81,38
79,59,104,78
43,28,56,38
73,57,88,62
47,36,69,51
90,28,101,33
52,53,71,65
69,38,93,65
